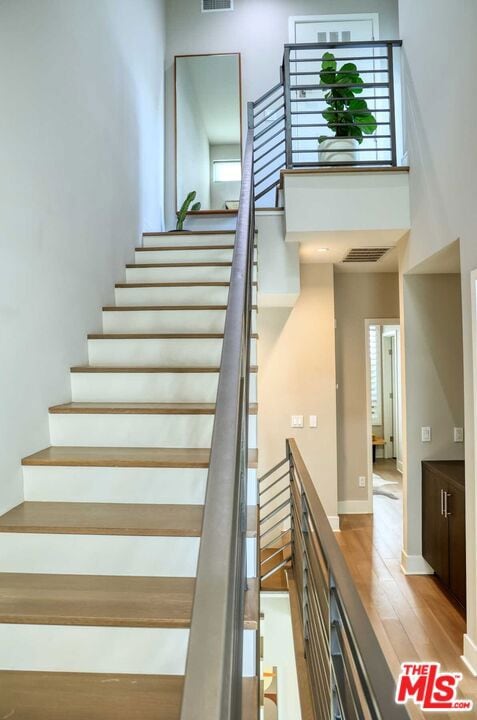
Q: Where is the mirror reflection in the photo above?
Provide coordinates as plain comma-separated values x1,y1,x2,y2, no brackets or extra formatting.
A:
175,53,242,212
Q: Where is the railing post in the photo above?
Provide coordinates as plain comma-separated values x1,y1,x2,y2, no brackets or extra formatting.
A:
247,100,255,131
387,42,398,166
283,46,293,168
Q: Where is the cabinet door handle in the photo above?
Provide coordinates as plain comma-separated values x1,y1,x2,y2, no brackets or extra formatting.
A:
444,492,452,518
440,488,444,516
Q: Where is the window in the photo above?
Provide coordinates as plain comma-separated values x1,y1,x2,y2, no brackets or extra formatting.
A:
213,160,241,182
369,325,382,425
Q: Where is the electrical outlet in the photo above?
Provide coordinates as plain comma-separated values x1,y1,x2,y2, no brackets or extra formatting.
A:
421,426,432,443
454,427,464,443
309,415,317,428
291,415,304,428
359,476,366,488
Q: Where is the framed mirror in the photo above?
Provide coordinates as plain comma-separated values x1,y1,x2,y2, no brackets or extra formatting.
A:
175,53,242,213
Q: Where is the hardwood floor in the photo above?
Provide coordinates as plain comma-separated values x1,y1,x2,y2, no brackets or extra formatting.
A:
337,460,477,719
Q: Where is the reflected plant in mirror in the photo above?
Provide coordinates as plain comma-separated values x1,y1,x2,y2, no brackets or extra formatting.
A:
176,191,201,231
175,53,242,212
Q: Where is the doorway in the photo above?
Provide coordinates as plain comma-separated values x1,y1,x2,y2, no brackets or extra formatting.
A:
365,319,403,511
288,13,379,44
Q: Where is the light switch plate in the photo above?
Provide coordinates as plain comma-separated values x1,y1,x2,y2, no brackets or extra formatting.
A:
291,415,304,428
421,426,432,442
359,476,366,488
309,415,317,428
454,427,464,443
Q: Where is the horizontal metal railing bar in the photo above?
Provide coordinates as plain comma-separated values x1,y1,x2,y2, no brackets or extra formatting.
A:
255,149,288,175
332,619,368,719
291,82,388,90
290,96,390,104
291,119,390,125
259,469,290,495
289,55,388,63
260,498,291,524
293,148,392,154
254,103,285,129
288,438,409,719
254,114,286,141
254,137,286,164
255,178,282,202
291,108,391,117
258,457,288,483
254,161,286,189
290,69,389,76
260,485,290,511
253,126,285,153
253,81,284,109
260,558,289,582
285,40,403,50
292,135,391,141
261,531,291,552
260,512,291,539
260,541,292,566
291,160,394,167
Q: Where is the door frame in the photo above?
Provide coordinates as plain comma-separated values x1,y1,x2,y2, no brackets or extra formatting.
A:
288,13,380,44
365,318,400,511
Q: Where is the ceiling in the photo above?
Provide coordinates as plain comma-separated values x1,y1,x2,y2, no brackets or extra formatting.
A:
177,54,241,145
295,229,406,272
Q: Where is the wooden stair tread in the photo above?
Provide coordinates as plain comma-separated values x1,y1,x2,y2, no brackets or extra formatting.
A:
126,261,232,268
136,244,234,251
69,365,258,373
143,230,235,236
102,304,258,311
21,446,259,469
87,332,259,339
0,672,258,720
0,502,203,537
0,574,258,629
49,402,258,415
115,281,258,288
0,671,184,720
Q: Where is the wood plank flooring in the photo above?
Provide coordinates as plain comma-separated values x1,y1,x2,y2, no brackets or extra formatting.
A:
337,460,477,720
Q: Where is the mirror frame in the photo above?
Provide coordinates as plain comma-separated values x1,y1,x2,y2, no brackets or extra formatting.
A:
174,52,243,215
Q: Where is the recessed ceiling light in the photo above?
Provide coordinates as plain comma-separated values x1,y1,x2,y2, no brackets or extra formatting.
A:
316,247,329,253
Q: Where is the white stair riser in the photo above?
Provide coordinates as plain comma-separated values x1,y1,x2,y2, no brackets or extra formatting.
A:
71,371,258,403
125,266,232,283
135,248,234,263
102,309,257,334
49,414,258,449
0,534,200,576
23,466,208,504
23,466,258,505
142,233,235,248
103,309,226,333
115,285,229,306
0,625,189,675
87,338,258,368
114,286,257,307
0,625,256,676
0,534,256,578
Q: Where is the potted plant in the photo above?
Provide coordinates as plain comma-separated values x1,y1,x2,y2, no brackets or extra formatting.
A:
318,52,377,163
175,191,201,231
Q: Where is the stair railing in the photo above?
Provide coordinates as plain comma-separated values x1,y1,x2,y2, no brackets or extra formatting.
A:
258,457,292,584
250,40,403,205
180,128,255,720
260,440,410,719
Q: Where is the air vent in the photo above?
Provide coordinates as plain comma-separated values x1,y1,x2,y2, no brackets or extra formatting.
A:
202,0,233,11
342,247,392,263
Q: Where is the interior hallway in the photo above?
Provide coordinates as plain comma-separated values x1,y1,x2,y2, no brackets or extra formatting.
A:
337,460,477,720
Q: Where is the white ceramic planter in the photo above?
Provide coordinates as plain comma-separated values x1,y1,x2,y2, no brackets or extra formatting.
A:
319,137,358,164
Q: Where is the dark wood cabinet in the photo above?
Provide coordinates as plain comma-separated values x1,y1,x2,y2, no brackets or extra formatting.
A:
422,461,466,608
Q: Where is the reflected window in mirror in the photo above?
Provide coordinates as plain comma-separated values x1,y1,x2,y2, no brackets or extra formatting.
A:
175,53,242,212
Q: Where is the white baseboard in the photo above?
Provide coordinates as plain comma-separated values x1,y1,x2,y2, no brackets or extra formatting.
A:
400,549,434,575
462,635,477,676
396,459,403,474
338,500,372,515
328,515,340,532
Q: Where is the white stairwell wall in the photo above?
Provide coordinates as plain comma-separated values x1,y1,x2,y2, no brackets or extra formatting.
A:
0,0,166,516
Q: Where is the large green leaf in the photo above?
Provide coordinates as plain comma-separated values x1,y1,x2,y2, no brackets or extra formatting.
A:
354,112,378,134
321,52,336,71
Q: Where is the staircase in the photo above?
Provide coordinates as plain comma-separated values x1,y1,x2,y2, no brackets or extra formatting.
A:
0,230,259,719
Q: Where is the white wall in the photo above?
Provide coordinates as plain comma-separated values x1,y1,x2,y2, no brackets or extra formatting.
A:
0,0,166,515
176,60,211,212
210,144,241,210
165,0,400,225
397,0,477,665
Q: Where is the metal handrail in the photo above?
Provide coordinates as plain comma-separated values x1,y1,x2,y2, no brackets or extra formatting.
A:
287,438,410,719
180,129,255,720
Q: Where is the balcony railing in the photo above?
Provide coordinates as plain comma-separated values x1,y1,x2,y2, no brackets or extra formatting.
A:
250,40,403,204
